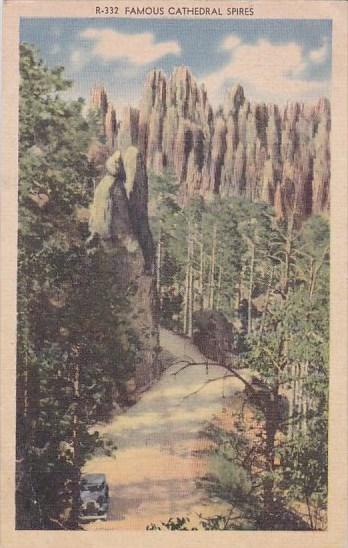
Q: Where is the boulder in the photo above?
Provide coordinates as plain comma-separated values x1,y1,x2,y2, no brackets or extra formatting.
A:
193,309,234,365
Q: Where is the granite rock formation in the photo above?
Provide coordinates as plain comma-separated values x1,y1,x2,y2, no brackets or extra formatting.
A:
90,67,330,220
88,148,159,389
88,85,119,169
90,84,118,148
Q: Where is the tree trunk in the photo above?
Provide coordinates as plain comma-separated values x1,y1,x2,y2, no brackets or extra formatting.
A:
294,363,300,415
216,265,223,310
183,236,191,335
235,273,242,314
288,362,297,439
199,242,204,310
209,225,217,309
16,285,42,528
156,224,162,310
309,246,329,302
248,243,255,335
298,363,304,432
188,261,193,338
302,361,308,435
263,390,279,528
306,494,314,530
68,353,81,529
283,216,294,299
259,266,274,340
308,258,314,300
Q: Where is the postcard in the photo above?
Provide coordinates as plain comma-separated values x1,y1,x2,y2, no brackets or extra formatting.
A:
1,1,347,547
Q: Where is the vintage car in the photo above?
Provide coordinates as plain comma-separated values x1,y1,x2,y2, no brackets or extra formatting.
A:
79,473,109,522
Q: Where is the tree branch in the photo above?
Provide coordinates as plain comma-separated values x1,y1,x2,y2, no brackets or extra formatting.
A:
181,374,236,400
173,358,255,391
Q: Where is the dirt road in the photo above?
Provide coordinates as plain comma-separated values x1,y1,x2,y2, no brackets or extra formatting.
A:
83,329,246,529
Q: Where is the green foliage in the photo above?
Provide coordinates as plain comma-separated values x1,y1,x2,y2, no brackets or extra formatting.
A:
85,106,107,145
200,422,264,527
17,44,136,529
148,165,329,529
209,453,253,502
146,517,198,530
146,514,252,531
148,172,277,330
280,416,328,529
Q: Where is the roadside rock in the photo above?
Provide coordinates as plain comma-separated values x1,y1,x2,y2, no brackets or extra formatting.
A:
88,148,159,389
193,309,234,365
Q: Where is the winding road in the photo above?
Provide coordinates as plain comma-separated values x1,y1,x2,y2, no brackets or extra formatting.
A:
83,329,246,529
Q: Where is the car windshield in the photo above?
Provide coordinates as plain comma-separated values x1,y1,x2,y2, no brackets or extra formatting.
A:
81,483,103,492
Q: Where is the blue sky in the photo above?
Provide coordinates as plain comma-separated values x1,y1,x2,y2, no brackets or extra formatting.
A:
20,18,332,109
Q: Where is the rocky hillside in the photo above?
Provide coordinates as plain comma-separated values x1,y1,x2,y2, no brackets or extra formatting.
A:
90,66,330,221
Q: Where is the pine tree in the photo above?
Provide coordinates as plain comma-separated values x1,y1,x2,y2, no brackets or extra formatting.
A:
17,44,136,529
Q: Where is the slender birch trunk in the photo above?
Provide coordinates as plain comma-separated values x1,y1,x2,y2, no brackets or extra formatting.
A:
298,363,304,432
248,243,255,335
188,259,193,338
302,361,308,435
183,234,192,335
209,225,217,309
216,265,223,310
183,243,190,335
287,362,295,440
156,223,162,309
199,241,204,310
235,272,242,315
283,215,294,298
259,266,274,340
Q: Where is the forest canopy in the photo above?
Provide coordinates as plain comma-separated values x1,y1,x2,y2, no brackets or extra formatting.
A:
17,44,137,529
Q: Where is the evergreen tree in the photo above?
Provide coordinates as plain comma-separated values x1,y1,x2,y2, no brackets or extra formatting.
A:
17,44,135,529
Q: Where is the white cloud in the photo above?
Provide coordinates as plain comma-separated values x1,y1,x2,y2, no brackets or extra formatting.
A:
222,35,241,50
69,49,89,72
202,36,329,106
80,28,181,65
309,38,329,64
